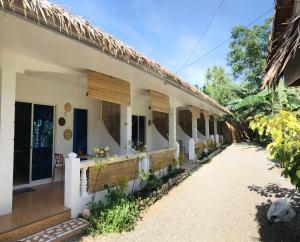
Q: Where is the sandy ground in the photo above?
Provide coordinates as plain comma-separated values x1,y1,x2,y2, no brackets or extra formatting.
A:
71,144,300,242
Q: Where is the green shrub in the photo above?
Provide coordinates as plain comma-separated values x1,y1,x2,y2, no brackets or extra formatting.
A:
87,185,139,235
143,170,162,193
250,111,300,190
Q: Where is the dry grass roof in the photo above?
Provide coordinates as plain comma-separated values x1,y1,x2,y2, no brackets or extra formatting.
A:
0,0,230,114
262,0,298,88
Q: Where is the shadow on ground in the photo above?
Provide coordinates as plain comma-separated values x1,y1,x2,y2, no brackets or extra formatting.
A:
248,184,300,242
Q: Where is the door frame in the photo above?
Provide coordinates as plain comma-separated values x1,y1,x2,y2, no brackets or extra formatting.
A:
13,100,56,190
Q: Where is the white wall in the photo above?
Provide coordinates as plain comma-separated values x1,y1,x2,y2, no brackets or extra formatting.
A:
16,72,120,160
131,90,168,152
176,124,191,154
197,131,206,140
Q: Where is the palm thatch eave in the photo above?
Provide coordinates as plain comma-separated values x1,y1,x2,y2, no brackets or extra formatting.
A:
0,0,230,114
262,15,300,89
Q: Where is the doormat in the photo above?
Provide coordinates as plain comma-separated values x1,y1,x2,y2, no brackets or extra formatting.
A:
13,187,35,195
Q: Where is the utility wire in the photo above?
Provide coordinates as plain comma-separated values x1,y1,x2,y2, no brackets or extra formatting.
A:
177,7,273,73
176,0,225,73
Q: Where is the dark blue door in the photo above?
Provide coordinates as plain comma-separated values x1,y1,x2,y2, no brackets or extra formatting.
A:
31,104,54,181
73,109,88,155
14,102,32,186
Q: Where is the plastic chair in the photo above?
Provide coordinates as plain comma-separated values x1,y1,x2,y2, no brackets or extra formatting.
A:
52,153,64,183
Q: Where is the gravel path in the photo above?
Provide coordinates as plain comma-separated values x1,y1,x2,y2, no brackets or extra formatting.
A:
74,144,300,242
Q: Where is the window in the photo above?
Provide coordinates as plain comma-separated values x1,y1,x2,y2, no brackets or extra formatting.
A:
153,111,169,140
102,101,120,144
132,115,146,146
197,113,205,135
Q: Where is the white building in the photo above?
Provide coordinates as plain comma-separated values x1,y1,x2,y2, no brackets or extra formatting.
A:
0,0,230,240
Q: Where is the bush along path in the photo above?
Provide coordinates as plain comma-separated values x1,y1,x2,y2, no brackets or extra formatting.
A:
78,144,228,238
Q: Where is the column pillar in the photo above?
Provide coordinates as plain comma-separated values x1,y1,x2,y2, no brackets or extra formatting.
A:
213,115,219,146
191,106,200,141
192,117,198,141
120,104,132,155
0,51,16,215
203,111,210,140
65,153,81,218
168,106,177,147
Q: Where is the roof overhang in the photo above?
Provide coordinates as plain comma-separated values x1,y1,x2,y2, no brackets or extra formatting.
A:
0,0,231,114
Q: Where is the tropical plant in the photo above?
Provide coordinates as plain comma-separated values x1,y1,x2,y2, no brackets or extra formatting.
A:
87,184,139,235
249,111,300,190
227,80,300,120
131,140,147,153
138,169,162,193
227,88,273,120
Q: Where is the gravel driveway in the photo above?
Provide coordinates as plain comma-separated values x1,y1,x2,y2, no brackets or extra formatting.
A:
74,144,300,242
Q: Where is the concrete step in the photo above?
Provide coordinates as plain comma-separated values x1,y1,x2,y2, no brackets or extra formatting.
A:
0,209,71,242
18,218,89,242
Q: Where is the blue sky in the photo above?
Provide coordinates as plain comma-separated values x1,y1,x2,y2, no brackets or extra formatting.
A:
53,0,273,87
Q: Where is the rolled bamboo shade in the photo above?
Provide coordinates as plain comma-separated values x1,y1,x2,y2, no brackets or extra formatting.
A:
149,90,170,113
190,106,200,118
87,70,131,105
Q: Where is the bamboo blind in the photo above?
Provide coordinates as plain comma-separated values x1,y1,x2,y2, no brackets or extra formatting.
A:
179,110,192,137
195,141,205,154
149,90,170,113
102,101,121,144
206,138,215,149
153,111,169,140
150,148,176,171
87,70,131,105
197,113,206,135
190,106,200,118
88,157,139,193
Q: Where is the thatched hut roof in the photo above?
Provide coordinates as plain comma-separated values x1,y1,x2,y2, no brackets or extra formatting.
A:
0,0,230,114
262,0,299,88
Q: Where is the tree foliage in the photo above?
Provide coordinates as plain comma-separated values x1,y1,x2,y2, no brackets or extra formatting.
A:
227,18,271,92
202,66,240,106
250,111,300,191
227,80,300,120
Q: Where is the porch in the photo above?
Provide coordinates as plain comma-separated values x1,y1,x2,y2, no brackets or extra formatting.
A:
0,181,69,241
0,13,229,239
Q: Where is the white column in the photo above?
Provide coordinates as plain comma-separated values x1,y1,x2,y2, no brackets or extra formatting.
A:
204,112,210,140
192,117,198,141
0,51,16,215
120,104,132,155
65,153,81,218
188,139,195,160
168,106,177,147
213,116,219,146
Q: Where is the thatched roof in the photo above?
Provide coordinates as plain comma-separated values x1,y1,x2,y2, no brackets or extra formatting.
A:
262,0,298,88
0,0,230,114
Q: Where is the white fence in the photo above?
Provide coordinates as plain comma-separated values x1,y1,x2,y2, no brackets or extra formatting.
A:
64,146,179,218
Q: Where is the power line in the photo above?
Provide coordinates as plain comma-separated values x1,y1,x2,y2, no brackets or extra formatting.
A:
177,7,273,73
177,0,225,73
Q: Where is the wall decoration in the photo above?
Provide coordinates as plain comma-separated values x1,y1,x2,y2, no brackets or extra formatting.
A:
58,117,66,126
64,102,72,112
64,129,72,140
